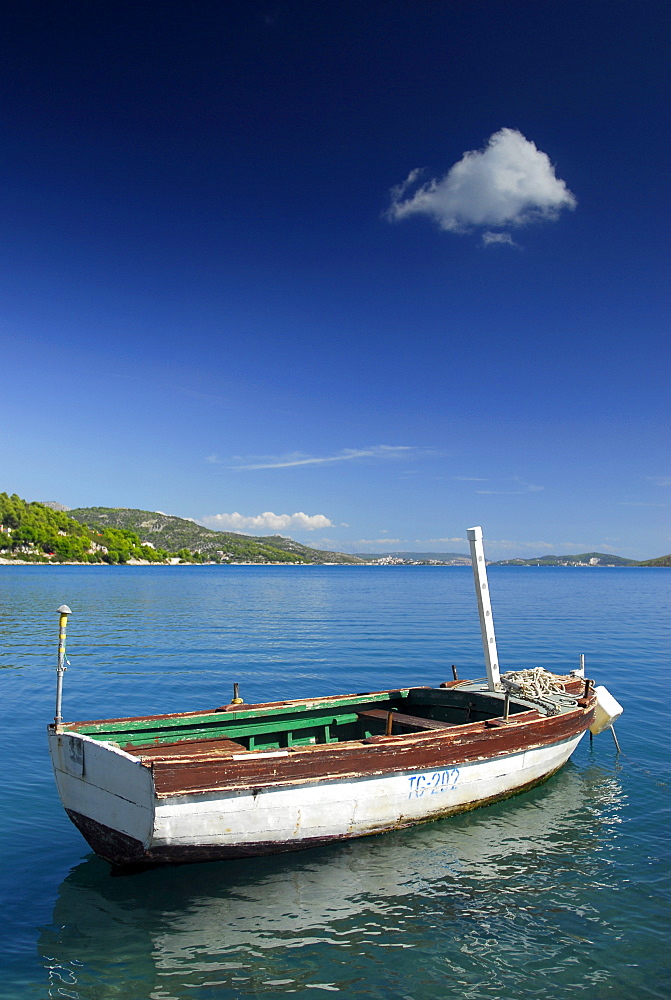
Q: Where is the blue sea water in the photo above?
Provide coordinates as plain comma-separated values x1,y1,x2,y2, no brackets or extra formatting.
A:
0,565,669,1000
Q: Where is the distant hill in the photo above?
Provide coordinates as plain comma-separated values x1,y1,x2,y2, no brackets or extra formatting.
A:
493,552,638,567
4,495,668,567
352,550,650,566
353,551,470,564
638,554,671,567
68,507,362,564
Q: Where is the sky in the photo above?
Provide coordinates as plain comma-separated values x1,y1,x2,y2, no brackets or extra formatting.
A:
1,1,668,559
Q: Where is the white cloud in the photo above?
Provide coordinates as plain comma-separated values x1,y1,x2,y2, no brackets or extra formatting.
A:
200,511,333,532
647,476,671,487
233,445,413,471
387,128,576,234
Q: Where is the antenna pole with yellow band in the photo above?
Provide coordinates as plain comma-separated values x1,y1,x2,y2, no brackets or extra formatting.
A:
54,604,72,731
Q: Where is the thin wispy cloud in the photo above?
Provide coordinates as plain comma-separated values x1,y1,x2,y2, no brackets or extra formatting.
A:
387,127,576,238
112,373,230,406
347,536,468,550
173,385,229,404
422,537,466,545
618,477,669,507
313,537,352,550
232,445,413,471
619,502,666,508
201,511,333,532
489,539,556,552
482,231,518,248
350,538,404,547
474,477,544,495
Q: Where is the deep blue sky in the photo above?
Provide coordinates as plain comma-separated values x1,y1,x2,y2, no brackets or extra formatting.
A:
1,1,668,558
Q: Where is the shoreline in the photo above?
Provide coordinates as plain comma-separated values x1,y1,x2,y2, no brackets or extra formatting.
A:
0,558,660,569
0,558,363,567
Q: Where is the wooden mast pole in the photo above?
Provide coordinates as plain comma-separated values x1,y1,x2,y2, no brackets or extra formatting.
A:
467,527,501,691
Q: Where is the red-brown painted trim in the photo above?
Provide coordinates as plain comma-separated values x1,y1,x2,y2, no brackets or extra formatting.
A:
150,704,594,797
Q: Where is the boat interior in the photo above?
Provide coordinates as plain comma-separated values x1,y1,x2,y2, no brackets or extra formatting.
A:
66,685,542,757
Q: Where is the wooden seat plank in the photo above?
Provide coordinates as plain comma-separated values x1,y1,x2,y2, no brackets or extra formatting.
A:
357,709,451,731
125,737,246,760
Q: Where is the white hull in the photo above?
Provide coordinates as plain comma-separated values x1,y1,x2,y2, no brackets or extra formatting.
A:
49,728,584,864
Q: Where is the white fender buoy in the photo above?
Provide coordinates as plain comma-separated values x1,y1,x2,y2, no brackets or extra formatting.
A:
589,685,624,736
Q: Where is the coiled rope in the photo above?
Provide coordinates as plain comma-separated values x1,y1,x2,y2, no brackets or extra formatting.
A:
500,667,578,715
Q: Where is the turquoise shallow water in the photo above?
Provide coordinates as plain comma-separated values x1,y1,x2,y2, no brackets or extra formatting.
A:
0,565,669,999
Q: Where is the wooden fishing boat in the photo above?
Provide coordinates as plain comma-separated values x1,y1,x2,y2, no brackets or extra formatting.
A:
47,527,622,867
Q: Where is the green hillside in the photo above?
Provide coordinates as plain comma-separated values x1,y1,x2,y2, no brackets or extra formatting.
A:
68,507,362,564
0,493,170,564
0,494,361,564
638,554,671,567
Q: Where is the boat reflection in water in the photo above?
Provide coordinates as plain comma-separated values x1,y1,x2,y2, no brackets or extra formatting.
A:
40,762,625,1000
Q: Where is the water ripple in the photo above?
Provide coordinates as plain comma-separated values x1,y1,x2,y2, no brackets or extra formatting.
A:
1,566,669,999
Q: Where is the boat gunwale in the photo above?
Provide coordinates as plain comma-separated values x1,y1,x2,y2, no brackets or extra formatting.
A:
53,687,417,735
